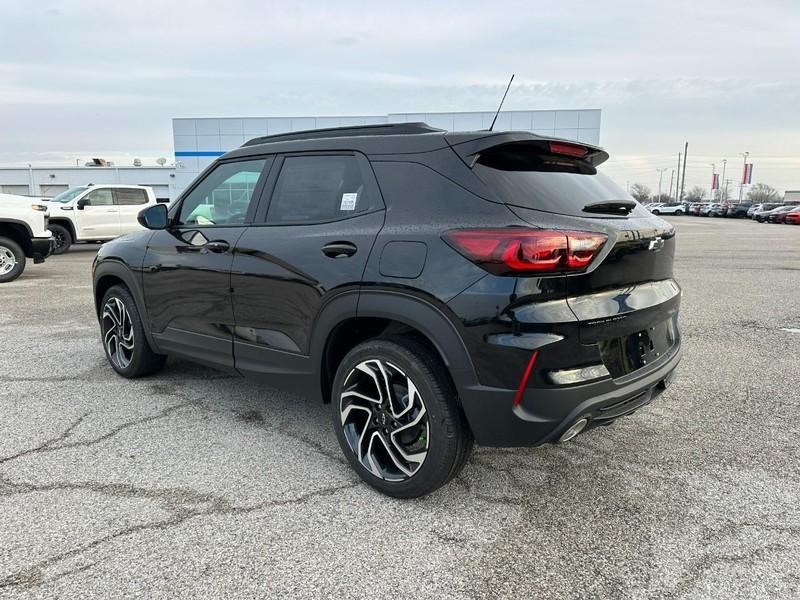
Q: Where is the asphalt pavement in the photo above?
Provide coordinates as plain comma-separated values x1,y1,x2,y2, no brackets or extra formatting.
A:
1,219,799,599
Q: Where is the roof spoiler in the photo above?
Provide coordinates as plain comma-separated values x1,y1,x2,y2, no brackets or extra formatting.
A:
444,131,609,168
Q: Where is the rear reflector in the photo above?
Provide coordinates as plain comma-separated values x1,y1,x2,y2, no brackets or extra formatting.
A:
444,228,607,276
513,351,538,407
549,141,589,158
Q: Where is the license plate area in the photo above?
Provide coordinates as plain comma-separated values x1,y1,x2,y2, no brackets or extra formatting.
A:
598,318,677,378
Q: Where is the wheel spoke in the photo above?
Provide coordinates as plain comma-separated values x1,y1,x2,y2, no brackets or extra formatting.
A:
375,360,402,415
341,389,381,406
103,305,120,327
373,431,414,478
355,362,385,404
105,331,118,357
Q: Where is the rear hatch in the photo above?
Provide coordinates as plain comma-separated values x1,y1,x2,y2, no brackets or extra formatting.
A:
450,135,680,379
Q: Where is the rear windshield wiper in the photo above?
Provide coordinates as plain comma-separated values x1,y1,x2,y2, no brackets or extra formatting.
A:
582,200,637,216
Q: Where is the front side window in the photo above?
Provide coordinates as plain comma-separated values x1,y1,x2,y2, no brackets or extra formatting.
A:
177,159,267,226
83,189,114,206
266,155,371,224
115,188,148,205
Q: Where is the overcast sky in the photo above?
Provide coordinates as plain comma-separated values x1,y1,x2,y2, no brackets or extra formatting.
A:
1,0,798,194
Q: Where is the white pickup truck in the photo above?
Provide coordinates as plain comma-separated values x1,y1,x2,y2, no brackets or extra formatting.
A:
0,193,53,283
45,184,158,254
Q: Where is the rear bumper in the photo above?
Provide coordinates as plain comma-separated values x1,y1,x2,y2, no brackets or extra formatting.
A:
458,342,682,447
29,236,53,263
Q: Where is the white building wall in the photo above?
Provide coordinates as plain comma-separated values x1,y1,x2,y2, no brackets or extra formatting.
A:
0,166,176,200
172,109,601,197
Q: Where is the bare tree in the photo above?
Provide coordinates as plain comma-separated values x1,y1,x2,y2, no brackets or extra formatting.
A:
629,183,651,203
651,193,672,203
747,183,780,204
684,186,707,202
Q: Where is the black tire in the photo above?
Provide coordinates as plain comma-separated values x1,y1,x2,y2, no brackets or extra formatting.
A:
331,337,473,498
675,210,683,215
100,284,166,378
651,210,660,215
50,223,72,254
0,236,26,283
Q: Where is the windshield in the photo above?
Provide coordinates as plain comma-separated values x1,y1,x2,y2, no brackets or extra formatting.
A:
51,186,88,203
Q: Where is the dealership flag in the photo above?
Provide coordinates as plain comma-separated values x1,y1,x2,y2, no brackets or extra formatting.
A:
712,173,720,190
742,163,753,184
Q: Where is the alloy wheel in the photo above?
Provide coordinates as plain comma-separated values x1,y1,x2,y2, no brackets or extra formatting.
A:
0,245,17,276
102,297,135,369
52,230,67,252
339,359,429,482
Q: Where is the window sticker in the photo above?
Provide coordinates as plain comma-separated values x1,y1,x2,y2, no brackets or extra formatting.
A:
340,192,358,211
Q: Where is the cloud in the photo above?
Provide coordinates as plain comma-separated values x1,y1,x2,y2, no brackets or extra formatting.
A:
0,0,797,190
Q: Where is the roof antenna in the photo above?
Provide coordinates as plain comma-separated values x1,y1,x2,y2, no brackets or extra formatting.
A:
488,74,515,131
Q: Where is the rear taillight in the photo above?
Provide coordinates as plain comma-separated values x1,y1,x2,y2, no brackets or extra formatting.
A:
443,228,607,276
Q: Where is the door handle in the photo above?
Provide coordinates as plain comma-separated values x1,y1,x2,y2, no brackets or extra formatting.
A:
321,241,357,258
204,240,230,254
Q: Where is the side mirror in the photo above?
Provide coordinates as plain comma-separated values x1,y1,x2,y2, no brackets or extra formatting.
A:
76,198,89,210
138,203,169,230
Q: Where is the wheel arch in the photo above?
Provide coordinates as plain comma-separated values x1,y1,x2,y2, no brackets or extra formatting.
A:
313,290,478,405
48,217,77,240
0,221,32,255
93,261,161,352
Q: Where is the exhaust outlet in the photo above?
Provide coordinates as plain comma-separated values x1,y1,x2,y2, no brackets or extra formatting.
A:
558,417,589,443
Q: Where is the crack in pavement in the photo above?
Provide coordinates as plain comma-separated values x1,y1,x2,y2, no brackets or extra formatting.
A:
0,480,359,590
0,401,197,466
669,541,790,599
0,476,231,515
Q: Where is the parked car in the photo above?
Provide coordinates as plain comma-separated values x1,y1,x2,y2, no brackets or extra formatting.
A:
754,205,791,223
44,184,158,254
748,203,781,217
709,204,727,217
92,123,682,498
689,203,705,215
784,207,800,225
767,206,797,223
700,203,720,216
725,203,753,218
649,202,685,215
0,193,53,283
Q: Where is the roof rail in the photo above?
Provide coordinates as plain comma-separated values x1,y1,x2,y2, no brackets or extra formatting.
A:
242,122,443,147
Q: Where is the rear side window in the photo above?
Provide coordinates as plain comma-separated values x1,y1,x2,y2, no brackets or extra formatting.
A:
266,155,372,224
115,188,148,205
474,143,638,218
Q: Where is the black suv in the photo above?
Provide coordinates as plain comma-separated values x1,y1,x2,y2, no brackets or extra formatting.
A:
92,123,681,498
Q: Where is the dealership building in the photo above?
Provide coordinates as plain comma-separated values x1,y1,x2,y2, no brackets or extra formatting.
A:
0,109,601,200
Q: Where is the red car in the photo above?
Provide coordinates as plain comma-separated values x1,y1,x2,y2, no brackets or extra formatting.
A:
784,207,800,225
766,206,797,223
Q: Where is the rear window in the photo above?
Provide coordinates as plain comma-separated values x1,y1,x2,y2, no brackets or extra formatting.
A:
474,144,640,218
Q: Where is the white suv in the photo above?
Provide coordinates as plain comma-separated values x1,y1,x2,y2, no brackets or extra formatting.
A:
0,193,53,283
45,184,158,254
648,202,685,215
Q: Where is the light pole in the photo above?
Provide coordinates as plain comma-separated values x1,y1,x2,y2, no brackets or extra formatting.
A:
656,168,667,200
738,151,749,203
668,169,675,201
720,159,727,202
